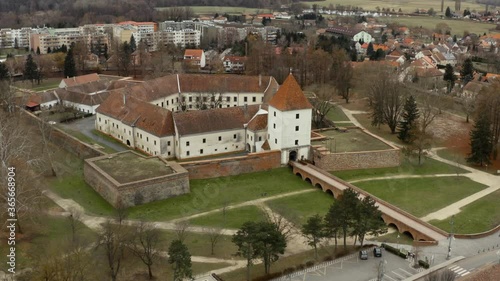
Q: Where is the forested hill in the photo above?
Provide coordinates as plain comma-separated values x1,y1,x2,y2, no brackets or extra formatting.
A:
0,0,322,28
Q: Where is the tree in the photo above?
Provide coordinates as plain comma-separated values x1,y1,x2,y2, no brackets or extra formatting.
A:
174,220,190,243
368,71,406,133
352,196,387,246
443,64,456,93
467,114,492,166
366,42,374,56
445,6,452,18
460,58,474,86
0,62,9,80
398,95,420,143
370,48,386,61
232,222,258,281
130,34,137,52
476,82,500,159
404,127,433,165
116,41,132,76
205,227,224,256
331,48,354,103
460,95,475,123
168,240,193,281
324,202,341,249
64,48,77,78
96,220,129,281
23,54,38,86
301,214,325,259
328,188,359,249
127,221,161,280
36,46,41,55
309,85,336,128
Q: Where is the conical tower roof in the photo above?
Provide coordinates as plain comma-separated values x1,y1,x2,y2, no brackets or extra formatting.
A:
268,74,312,111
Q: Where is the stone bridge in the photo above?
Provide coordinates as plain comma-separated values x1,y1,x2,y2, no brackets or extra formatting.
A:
291,161,448,243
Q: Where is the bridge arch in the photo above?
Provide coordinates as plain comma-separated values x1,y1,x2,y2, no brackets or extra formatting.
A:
315,183,323,191
325,189,335,197
387,223,399,232
402,231,414,241
295,172,303,179
305,178,312,184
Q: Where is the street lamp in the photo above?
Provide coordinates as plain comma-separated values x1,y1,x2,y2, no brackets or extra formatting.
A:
377,259,387,281
447,215,455,260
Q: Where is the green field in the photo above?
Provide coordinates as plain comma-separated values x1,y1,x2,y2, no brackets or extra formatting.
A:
189,205,267,229
306,0,485,14
355,176,488,217
429,190,500,234
381,16,496,36
127,167,310,221
332,156,468,181
266,189,334,226
13,77,61,91
159,230,238,259
326,108,350,122
312,128,391,152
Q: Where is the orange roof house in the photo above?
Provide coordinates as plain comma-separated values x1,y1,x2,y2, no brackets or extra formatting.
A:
183,49,206,68
59,73,100,88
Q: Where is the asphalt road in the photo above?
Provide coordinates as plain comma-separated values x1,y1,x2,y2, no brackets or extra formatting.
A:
277,248,421,281
451,250,500,279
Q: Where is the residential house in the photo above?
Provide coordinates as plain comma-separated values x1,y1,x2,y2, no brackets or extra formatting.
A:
184,49,206,68
223,55,246,73
59,73,100,88
462,81,488,97
385,50,406,65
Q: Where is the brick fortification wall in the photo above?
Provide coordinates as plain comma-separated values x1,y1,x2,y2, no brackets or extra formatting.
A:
21,111,105,159
84,153,190,208
313,148,400,171
181,150,282,179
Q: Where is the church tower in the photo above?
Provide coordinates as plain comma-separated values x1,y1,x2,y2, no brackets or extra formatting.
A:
267,74,312,164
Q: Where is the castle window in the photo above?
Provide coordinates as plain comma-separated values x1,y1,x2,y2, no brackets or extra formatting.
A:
162,102,164,107
295,126,299,131
167,141,171,146
234,134,237,139
154,140,157,145
295,140,299,145
274,111,276,117
273,123,276,129
259,136,262,141
218,136,222,141
261,97,264,102
226,97,230,102
275,138,277,144
186,141,190,146
200,149,203,154
233,97,237,102
296,113,300,119
244,97,248,102
187,151,190,156
147,137,149,142
168,152,171,156
99,117,101,122
252,96,256,102
189,97,192,102
203,138,206,143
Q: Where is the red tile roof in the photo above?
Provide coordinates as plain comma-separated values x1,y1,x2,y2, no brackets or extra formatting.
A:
247,113,268,131
268,74,312,111
184,49,203,58
97,92,174,137
61,73,100,87
173,105,260,136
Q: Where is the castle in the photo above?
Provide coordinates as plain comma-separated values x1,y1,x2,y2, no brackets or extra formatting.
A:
95,73,312,164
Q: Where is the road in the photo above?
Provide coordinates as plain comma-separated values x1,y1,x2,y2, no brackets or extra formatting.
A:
58,115,127,152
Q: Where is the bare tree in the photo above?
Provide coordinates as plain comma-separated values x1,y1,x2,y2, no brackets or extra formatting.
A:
204,227,224,255
127,221,162,279
96,220,129,281
37,116,58,176
174,220,190,243
459,94,475,123
419,95,439,133
476,81,500,159
331,48,354,103
115,200,128,225
403,128,433,165
68,208,82,246
308,84,336,128
368,71,407,133
264,207,295,242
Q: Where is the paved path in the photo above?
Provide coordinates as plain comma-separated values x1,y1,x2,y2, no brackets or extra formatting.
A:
348,174,464,184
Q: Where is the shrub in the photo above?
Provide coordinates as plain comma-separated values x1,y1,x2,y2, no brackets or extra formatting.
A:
283,267,295,275
418,259,430,269
305,260,315,267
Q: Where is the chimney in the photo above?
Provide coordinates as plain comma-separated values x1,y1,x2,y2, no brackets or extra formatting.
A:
123,94,126,105
259,74,262,87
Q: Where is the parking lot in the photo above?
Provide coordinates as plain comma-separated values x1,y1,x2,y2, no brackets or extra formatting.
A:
277,248,422,281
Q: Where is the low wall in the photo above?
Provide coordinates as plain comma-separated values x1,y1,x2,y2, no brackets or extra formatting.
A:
21,110,105,159
181,150,282,179
84,152,190,208
313,148,400,171
454,224,500,239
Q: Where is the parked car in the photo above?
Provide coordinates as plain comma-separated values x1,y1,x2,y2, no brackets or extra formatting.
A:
373,247,382,257
359,250,368,260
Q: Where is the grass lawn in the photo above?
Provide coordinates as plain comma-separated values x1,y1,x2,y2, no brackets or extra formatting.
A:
49,156,116,217
266,190,334,226
192,262,233,275
159,230,239,260
355,176,488,217
127,167,310,221
326,107,350,122
353,113,403,145
332,156,468,181
0,215,97,272
189,205,267,229
373,229,415,245
13,77,61,91
436,148,500,175
219,245,358,281
55,126,117,154
429,190,500,234
312,128,391,152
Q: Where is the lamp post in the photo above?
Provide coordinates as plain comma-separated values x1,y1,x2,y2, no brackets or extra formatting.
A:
447,215,455,260
377,259,387,281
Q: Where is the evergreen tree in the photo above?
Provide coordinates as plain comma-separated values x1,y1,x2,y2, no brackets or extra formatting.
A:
130,34,137,52
64,48,77,78
397,95,420,143
460,58,474,86
467,115,493,166
302,214,326,259
453,35,457,42
366,42,374,56
167,240,192,281
445,6,452,17
443,64,456,93
23,54,38,85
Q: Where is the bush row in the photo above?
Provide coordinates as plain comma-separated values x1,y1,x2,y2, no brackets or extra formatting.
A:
381,243,406,258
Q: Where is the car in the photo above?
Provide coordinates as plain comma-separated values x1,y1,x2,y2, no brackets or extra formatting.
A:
359,250,368,260
373,247,382,257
